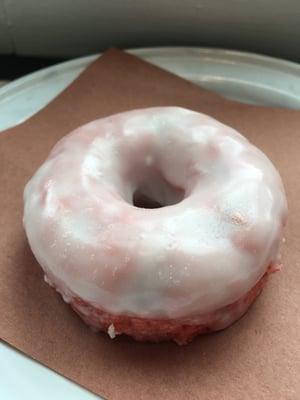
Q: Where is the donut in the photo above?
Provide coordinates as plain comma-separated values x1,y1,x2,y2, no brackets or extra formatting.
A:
23,107,287,344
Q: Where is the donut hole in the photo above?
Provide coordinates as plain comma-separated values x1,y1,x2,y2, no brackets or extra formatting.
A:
133,190,163,209
132,172,185,209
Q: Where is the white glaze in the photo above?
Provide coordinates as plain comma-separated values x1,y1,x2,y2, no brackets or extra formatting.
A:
23,107,287,319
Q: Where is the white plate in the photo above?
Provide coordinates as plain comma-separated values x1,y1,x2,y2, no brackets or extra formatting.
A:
1,47,300,132
1,47,300,399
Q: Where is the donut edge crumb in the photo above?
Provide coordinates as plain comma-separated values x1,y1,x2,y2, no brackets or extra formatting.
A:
108,323,116,339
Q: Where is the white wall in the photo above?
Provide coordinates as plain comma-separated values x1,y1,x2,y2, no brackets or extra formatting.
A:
0,0,300,61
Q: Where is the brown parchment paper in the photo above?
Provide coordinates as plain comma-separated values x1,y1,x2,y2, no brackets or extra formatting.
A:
0,49,299,400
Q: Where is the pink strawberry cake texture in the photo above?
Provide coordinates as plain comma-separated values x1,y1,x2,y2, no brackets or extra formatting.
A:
23,107,287,344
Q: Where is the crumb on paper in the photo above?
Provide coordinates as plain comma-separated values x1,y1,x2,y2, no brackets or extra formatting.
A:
108,324,116,339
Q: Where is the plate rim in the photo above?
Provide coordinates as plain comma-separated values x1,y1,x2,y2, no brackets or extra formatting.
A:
1,46,299,101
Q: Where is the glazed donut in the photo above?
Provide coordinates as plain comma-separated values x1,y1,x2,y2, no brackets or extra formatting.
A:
23,107,287,344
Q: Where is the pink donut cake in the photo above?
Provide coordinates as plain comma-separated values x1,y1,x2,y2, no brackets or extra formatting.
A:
23,107,287,344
